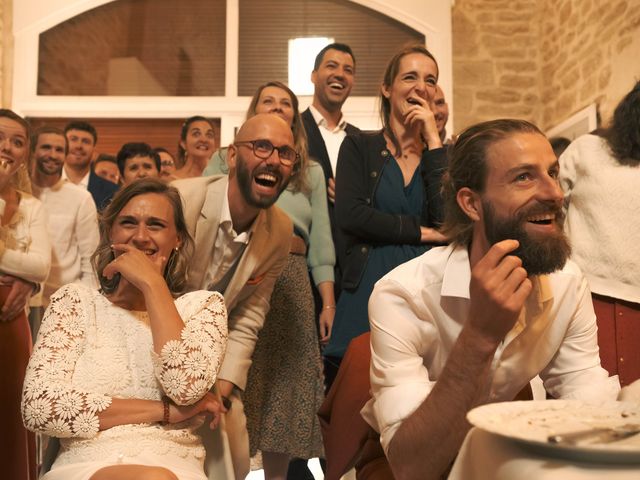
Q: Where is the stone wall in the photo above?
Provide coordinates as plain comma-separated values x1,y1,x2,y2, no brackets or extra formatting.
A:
539,0,640,129
452,0,640,134
452,0,542,133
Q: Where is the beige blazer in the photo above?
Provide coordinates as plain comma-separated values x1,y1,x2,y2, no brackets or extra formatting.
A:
174,175,292,389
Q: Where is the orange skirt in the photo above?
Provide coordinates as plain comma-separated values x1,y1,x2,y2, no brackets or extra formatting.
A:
0,285,36,480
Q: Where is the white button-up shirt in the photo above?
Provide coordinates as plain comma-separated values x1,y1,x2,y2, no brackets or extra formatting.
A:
61,167,90,189
32,179,99,305
204,183,252,293
309,104,348,176
363,243,620,453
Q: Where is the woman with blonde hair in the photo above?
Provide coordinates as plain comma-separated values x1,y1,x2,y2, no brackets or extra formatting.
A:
0,109,51,480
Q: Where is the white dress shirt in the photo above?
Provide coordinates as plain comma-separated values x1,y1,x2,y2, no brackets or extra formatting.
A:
363,243,620,453
32,179,99,305
62,167,90,189
203,183,252,293
309,104,348,176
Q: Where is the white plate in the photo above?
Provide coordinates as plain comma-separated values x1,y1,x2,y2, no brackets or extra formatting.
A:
467,400,640,464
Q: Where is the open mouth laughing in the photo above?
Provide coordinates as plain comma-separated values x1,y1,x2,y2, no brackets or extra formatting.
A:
255,171,278,188
527,212,556,226
235,151,289,209
523,208,564,234
329,81,345,92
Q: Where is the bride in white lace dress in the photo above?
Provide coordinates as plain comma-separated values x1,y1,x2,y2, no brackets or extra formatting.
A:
21,178,228,480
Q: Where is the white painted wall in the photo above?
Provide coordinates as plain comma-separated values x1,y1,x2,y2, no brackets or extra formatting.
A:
13,0,453,144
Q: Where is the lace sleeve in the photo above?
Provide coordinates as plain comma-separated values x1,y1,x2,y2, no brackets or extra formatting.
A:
21,284,112,438
153,291,228,405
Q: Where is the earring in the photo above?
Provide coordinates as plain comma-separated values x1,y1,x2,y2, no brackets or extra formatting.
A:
166,247,178,276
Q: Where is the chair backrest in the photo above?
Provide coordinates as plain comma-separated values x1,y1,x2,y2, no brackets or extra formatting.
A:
318,332,374,480
318,331,537,480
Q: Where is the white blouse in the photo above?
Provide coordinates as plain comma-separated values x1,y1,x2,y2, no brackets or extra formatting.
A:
0,192,50,283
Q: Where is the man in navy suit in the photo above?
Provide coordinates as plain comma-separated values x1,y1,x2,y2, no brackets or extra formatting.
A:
63,121,119,211
297,42,359,480
301,43,359,290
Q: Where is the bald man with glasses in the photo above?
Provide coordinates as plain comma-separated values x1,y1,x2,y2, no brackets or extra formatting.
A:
174,114,295,479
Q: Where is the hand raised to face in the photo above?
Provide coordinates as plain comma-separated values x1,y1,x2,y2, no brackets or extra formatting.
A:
403,95,442,149
467,239,533,346
103,243,169,292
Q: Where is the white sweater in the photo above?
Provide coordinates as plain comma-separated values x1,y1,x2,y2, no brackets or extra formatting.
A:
559,134,640,303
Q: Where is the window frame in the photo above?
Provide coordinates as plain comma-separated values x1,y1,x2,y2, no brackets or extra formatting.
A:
12,0,451,145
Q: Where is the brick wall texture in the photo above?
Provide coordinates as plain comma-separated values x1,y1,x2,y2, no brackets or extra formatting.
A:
452,0,640,133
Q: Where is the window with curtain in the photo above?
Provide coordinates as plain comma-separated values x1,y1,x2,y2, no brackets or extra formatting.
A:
238,0,425,96
37,0,226,96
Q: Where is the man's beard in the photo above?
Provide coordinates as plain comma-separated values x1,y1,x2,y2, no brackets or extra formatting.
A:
235,156,288,209
482,200,571,276
36,158,63,177
66,151,92,171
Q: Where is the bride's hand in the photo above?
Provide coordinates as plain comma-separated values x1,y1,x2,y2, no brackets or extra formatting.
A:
168,393,222,430
102,244,166,291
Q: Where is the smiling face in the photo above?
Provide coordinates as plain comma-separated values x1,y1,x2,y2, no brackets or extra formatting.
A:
0,117,28,176
477,133,570,275
311,48,355,111
383,52,438,121
110,192,180,271
254,86,295,126
158,151,176,177
122,155,159,185
180,120,215,160
433,85,449,135
65,129,95,170
228,114,295,210
94,160,120,184
33,132,66,178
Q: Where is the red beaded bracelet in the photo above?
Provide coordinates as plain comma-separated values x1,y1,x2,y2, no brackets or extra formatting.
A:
161,396,171,425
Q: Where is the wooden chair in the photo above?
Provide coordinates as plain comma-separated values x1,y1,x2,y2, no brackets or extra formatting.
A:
318,332,534,480
318,332,393,480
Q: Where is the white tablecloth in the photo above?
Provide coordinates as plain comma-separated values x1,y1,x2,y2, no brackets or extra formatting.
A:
448,428,640,480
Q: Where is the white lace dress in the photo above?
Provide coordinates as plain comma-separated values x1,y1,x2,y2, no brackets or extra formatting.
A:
21,283,227,480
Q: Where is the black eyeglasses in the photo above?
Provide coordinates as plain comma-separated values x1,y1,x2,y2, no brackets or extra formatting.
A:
234,139,299,167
